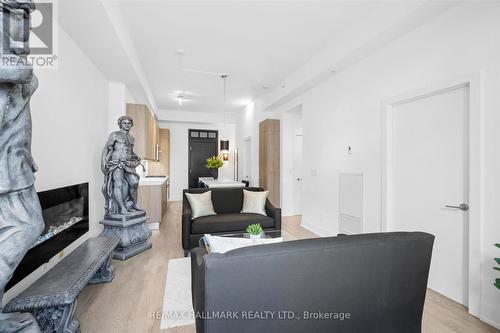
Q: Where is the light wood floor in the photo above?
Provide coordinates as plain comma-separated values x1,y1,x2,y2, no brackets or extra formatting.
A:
76,201,499,333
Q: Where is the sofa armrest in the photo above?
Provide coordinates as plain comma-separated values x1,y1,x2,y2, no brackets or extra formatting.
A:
265,199,281,230
191,247,207,332
182,194,193,250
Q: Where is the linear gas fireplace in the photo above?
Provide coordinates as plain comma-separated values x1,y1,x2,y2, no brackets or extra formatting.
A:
6,182,90,290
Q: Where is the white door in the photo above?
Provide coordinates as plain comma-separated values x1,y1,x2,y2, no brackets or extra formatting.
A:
291,133,303,214
243,138,252,181
391,85,469,306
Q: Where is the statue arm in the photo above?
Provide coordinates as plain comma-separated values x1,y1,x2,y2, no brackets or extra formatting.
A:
130,135,141,165
101,133,115,173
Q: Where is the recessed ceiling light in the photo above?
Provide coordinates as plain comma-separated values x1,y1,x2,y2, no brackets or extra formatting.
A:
236,98,253,106
176,94,184,106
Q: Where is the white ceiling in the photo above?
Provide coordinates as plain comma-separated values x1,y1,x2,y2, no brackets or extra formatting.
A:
59,1,430,116
116,1,385,114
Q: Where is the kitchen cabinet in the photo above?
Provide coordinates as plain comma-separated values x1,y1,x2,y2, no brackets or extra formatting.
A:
259,119,280,207
161,180,168,213
138,177,169,230
148,128,170,176
126,103,147,159
126,103,159,161
146,111,159,160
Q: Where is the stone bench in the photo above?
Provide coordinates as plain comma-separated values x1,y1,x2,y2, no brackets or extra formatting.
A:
3,235,119,333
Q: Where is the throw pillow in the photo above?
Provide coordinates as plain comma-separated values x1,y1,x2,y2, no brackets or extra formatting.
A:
185,191,216,219
241,189,268,215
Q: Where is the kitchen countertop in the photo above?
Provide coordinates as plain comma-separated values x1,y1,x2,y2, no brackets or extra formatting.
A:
139,176,169,186
199,177,244,188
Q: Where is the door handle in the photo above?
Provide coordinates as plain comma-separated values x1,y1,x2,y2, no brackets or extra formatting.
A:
445,203,469,211
297,178,303,181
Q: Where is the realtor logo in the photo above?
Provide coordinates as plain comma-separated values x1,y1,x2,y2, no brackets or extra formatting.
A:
1,0,58,69
29,1,52,54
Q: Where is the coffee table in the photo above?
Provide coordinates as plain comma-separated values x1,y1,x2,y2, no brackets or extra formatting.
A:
199,230,296,254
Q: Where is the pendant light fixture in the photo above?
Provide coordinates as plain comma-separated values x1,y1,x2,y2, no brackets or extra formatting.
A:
220,74,229,161
176,49,186,109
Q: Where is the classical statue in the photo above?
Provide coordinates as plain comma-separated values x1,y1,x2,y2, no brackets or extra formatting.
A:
101,116,144,217
100,116,151,260
0,1,44,332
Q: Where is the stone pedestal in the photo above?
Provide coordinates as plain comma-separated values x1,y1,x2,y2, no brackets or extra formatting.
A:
100,211,152,260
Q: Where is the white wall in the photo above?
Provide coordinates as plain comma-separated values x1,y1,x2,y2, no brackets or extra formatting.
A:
236,103,256,186
5,23,109,302
239,2,500,327
157,109,238,124
125,86,137,104
235,102,280,188
159,121,236,201
236,103,254,185
108,82,126,132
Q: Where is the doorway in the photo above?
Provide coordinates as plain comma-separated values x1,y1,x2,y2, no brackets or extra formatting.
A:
282,105,303,216
188,129,218,188
241,137,252,183
382,77,482,315
291,132,303,214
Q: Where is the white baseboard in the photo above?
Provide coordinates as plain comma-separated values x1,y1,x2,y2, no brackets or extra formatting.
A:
282,214,302,218
282,209,300,217
481,316,500,330
300,222,330,237
147,222,159,230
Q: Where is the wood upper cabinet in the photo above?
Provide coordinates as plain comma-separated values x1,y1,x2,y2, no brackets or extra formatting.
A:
259,119,280,207
126,103,148,159
126,103,159,161
148,128,170,176
158,129,170,174
146,111,159,160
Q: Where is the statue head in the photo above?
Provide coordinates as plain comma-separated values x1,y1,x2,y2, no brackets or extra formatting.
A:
117,115,134,132
0,0,34,83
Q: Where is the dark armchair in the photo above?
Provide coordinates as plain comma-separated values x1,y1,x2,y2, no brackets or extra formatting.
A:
191,231,434,333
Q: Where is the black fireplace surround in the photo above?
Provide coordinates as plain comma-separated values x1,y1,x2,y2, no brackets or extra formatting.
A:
6,182,89,290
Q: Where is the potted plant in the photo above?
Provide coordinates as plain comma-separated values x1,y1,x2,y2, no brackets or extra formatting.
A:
206,155,224,180
495,243,500,290
246,224,264,239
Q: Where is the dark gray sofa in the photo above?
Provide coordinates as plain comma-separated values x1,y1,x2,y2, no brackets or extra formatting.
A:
182,187,281,252
191,231,434,333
